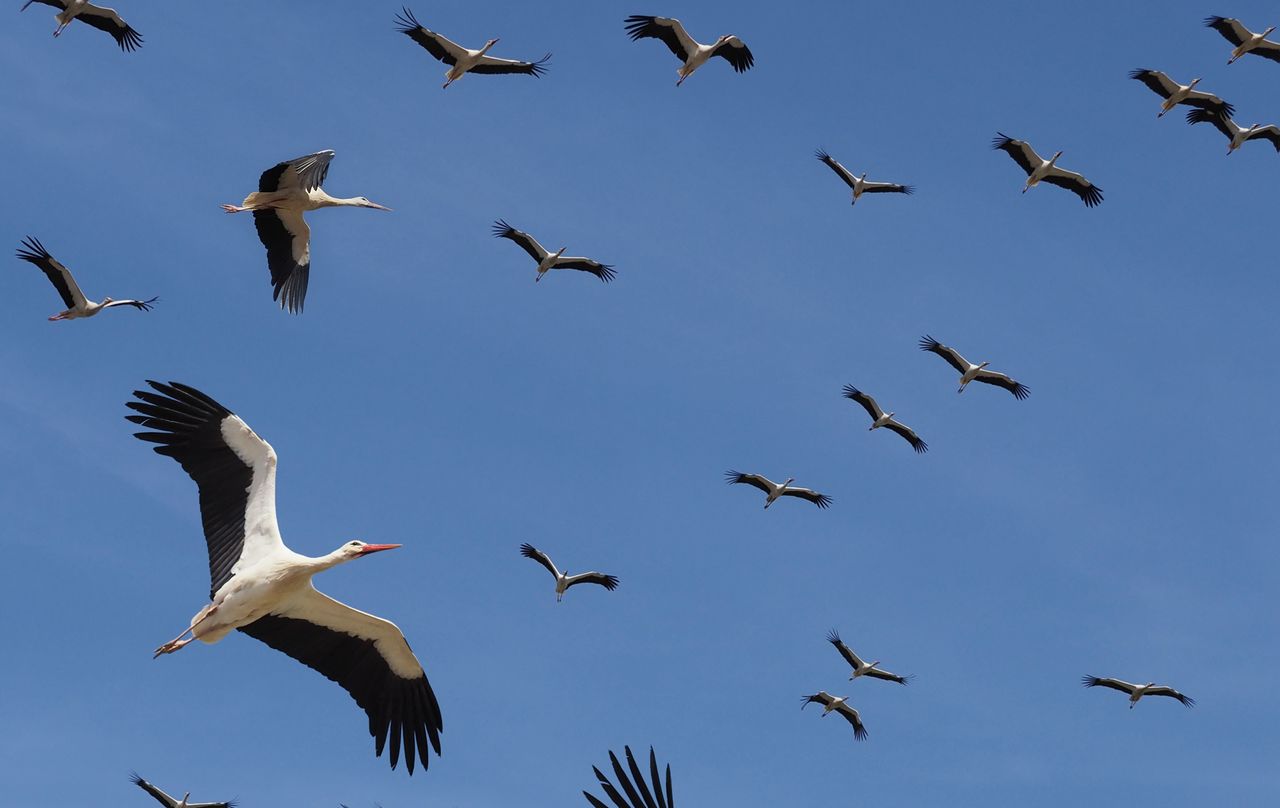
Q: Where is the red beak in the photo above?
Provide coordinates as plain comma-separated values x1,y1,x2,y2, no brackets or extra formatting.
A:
357,543,402,555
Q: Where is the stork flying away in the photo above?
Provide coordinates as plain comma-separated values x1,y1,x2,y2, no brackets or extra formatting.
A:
1185,108,1280,154
801,692,868,741
919,335,1029,399
725,471,832,509
841,386,927,453
624,15,753,85
826,630,912,685
492,220,615,283
395,7,550,88
815,149,914,205
16,236,157,321
21,0,141,51
126,381,442,774
1205,16,1280,64
519,543,619,602
1129,69,1233,118
992,133,1103,207
130,773,234,808
223,150,390,314
1082,676,1195,709
583,746,673,808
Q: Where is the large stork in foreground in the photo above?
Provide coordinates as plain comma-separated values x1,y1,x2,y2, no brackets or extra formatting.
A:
223,150,390,314
21,0,141,50
396,7,550,88
1205,16,1280,64
1082,676,1195,709
1128,69,1233,118
992,133,1103,207
815,149,914,205
624,15,753,85
16,236,157,321
802,692,868,741
126,381,442,774
130,773,234,808
1185,108,1280,154
492,220,615,283
827,630,913,685
725,471,832,510
841,386,928,453
919,335,1030,400
519,543,619,601
583,746,673,808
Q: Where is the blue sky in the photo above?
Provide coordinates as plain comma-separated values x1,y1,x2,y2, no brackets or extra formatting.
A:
3,1,1278,804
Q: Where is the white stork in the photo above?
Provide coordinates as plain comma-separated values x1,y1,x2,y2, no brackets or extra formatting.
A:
222,150,390,314
815,149,914,205
16,236,157,321
826,630,912,685
1128,69,1233,118
919,335,1030,400
624,15,753,85
131,773,234,808
841,386,927,454
126,381,442,774
992,133,1103,207
519,543,619,602
1185,108,1280,154
1082,676,1195,709
395,7,550,89
492,220,615,283
724,471,832,510
583,746,673,808
1205,16,1280,64
801,692,868,741
21,0,141,51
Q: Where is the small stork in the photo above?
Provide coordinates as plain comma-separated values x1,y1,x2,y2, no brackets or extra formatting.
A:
16,236,157,321
519,543,619,602
21,0,141,51
130,773,234,808
827,630,913,685
395,7,550,89
1185,108,1280,154
624,15,753,85
492,220,615,283
1082,676,1195,709
1205,16,1280,65
992,133,1103,207
582,746,673,808
841,386,927,453
919,335,1030,400
815,149,914,205
801,692,868,741
724,471,832,510
1129,69,1233,118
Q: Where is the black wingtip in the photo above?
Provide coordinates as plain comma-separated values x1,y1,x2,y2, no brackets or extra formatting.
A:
395,6,421,32
841,384,860,399
491,218,515,237
919,335,941,351
814,147,831,162
826,628,842,645
723,469,743,484
991,132,1014,149
519,542,538,557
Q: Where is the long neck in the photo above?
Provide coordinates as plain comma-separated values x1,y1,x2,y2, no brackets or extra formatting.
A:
313,190,363,208
300,549,350,575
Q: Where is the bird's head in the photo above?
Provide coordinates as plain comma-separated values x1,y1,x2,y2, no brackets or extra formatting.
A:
1265,26,1276,36
1050,150,1063,163
978,361,991,370
783,477,795,486
868,660,881,669
337,540,402,561
1190,77,1202,86
354,197,392,211
102,296,115,304
483,38,500,52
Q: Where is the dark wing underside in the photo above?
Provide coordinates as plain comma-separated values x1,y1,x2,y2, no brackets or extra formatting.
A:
77,8,143,52
991,133,1039,175
253,210,310,314
918,335,969,373
710,37,753,72
468,54,551,75
583,746,672,808
15,236,79,308
624,15,692,61
395,7,459,65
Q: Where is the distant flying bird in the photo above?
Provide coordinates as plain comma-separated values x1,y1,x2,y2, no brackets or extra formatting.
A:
395,7,550,89
841,386,927,453
725,471,832,510
1204,16,1280,64
519,543,619,602
582,746,673,808
826,630,913,685
992,133,1103,207
492,220,615,283
815,149,914,205
21,0,141,51
1128,69,1233,118
130,773,234,808
127,381,442,774
624,15,753,85
15,236,157,321
1185,108,1280,154
223,150,390,314
1082,676,1195,709
919,335,1030,400
801,691,868,741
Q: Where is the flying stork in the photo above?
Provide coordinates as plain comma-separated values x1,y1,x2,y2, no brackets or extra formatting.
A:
1185,108,1280,154
21,0,141,50
130,773,234,808
492,220,615,283
725,471,832,509
801,692,868,741
223,150,390,314
841,386,927,453
919,335,1030,400
395,7,550,89
16,236,157,321
126,381,442,774
519,543,619,602
1128,69,1233,118
815,149,914,205
992,133,1103,207
583,746,673,808
1082,676,1195,709
826,630,913,685
624,15,753,85
1205,16,1280,64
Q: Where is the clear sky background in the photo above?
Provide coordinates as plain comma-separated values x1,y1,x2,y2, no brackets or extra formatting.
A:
2,1,1278,805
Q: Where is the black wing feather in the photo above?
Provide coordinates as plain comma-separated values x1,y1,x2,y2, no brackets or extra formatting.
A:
253,210,309,314
468,54,551,76
395,7,457,65
624,15,691,61
15,236,77,308
76,10,142,52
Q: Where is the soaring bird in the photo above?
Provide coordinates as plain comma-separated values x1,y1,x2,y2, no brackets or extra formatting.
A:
725,471,832,510
1082,676,1195,709
826,630,913,685
1128,69,1233,118
1204,16,1280,64
395,7,550,89
801,692,868,741
519,543,619,602
992,133,1103,207
492,220,615,283
127,381,442,774
919,335,1029,400
815,149,914,205
1186,108,1280,154
21,0,141,51
223,150,390,314
841,386,927,453
16,236,157,321
624,15,753,85
582,746,673,808
130,773,234,808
